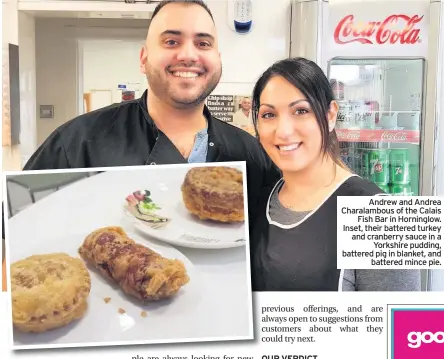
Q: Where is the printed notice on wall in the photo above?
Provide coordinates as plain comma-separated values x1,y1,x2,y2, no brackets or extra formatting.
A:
205,95,235,122
337,196,444,269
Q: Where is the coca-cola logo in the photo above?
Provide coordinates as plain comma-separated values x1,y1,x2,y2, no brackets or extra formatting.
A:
334,14,423,45
337,112,348,121
381,131,407,141
336,131,360,140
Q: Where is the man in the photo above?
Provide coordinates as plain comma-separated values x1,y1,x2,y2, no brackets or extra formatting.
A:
23,0,280,226
233,97,253,127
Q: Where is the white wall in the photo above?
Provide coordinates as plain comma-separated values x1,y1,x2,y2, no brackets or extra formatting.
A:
34,18,148,145
430,1,444,291
2,0,21,171
430,0,444,289
209,0,290,95
434,0,444,197
81,38,147,110
2,1,36,171
34,0,291,145
18,11,37,167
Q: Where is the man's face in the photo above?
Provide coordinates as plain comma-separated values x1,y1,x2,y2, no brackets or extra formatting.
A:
140,3,222,109
241,98,251,111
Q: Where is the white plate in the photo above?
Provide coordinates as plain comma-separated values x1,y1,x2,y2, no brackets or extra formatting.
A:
130,206,246,249
8,232,203,348
125,170,247,249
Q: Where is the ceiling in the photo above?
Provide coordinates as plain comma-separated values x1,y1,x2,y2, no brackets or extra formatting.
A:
18,1,157,19
21,10,153,19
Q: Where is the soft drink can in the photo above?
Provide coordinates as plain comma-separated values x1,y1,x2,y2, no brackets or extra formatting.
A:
360,149,369,179
340,148,352,168
352,100,366,128
409,164,419,195
363,102,376,129
369,149,389,184
389,149,410,184
337,101,353,129
391,183,413,196
330,79,344,100
352,148,361,175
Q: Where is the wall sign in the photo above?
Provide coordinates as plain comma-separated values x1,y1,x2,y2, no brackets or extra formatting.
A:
327,1,430,58
334,14,423,46
206,95,235,122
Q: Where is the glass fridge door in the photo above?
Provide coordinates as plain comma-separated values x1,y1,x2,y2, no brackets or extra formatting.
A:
327,58,424,196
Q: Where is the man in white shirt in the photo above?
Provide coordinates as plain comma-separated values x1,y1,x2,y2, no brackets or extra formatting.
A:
233,96,252,127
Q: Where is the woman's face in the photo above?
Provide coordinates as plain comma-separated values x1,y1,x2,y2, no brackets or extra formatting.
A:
257,75,330,174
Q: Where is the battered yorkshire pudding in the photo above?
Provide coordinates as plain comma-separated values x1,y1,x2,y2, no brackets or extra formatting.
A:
11,253,91,333
181,166,244,222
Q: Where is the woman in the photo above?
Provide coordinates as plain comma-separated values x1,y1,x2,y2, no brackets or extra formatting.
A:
250,57,421,292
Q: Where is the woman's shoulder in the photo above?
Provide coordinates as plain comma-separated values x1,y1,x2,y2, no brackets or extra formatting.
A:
337,175,386,196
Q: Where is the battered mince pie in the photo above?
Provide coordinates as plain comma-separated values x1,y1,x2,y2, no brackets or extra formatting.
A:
181,166,245,222
11,253,91,333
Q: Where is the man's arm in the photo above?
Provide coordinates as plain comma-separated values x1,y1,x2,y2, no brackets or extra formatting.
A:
23,130,70,170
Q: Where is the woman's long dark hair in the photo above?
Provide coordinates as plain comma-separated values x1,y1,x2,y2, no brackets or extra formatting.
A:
251,57,344,167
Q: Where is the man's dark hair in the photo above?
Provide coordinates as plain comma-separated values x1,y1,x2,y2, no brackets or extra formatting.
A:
151,0,214,22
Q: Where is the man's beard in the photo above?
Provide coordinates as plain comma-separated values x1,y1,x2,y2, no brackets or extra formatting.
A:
145,63,222,109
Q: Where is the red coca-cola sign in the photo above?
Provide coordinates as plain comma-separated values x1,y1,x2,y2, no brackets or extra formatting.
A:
336,130,360,141
335,129,420,144
334,14,423,45
381,131,407,141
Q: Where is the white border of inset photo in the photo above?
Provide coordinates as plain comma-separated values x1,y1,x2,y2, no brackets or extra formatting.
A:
3,161,253,350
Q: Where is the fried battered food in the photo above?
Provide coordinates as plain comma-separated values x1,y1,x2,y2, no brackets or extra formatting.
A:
78,226,189,301
11,253,91,333
181,166,244,222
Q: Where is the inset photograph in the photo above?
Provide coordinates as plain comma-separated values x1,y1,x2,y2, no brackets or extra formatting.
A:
4,162,252,349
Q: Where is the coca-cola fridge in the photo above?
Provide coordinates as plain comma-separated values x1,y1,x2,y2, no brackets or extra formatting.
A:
290,0,442,197
330,57,423,196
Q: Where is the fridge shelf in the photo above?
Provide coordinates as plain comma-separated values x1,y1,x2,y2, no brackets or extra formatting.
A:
336,129,420,144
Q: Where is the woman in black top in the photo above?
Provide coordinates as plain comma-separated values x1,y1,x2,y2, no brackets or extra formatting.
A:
250,58,421,292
